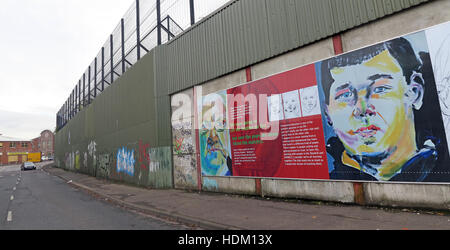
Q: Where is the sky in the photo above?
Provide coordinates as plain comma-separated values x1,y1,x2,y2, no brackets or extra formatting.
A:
0,0,142,140
0,0,229,141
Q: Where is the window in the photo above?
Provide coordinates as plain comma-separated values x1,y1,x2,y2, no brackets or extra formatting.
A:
21,142,28,148
10,142,16,148
0,143,2,148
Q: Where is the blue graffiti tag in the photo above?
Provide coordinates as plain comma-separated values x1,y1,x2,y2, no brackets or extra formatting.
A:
117,147,135,176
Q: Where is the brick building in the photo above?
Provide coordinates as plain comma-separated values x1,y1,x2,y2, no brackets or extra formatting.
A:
32,130,55,158
0,134,33,165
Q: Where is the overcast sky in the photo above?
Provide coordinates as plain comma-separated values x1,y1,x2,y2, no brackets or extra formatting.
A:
0,0,228,140
0,0,145,140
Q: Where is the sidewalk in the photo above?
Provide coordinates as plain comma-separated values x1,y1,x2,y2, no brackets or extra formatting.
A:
42,164,450,230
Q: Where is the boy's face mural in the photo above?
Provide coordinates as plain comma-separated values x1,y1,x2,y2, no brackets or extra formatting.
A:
326,49,424,161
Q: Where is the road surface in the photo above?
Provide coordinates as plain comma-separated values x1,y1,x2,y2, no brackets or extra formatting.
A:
0,162,192,230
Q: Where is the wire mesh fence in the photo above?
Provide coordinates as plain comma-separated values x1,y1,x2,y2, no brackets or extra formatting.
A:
56,0,230,131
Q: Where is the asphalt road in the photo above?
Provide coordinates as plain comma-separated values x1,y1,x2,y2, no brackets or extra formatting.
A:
0,163,191,230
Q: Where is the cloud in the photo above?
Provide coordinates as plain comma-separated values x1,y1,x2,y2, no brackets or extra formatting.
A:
0,109,54,140
0,0,133,139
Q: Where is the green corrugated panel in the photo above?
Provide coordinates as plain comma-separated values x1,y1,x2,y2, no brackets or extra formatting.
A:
156,95,172,147
159,0,433,95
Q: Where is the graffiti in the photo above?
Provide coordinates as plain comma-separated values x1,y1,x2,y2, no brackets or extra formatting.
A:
138,140,150,170
83,152,88,168
147,147,173,188
173,137,184,155
98,154,112,178
172,119,195,155
116,147,135,176
75,150,80,170
64,152,74,170
173,154,197,188
88,141,97,168
149,161,161,172
203,177,218,191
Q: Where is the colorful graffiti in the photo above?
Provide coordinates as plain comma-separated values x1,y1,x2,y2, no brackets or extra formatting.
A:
116,147,135,176
138,140,150,170
75,150,80,170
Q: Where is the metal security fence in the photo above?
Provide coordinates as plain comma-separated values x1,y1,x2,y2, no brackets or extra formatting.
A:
56,0,230,131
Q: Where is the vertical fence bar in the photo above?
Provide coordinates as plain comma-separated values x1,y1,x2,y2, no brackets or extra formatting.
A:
78,80,81,111
88,66,91,105
189,0,195,25
121,18,126,74
167,17,170,41
68,97,70,120
157,0,161,45
75,84,78,113
83,73,86,107
110,34,114,84
136,0,141,60
101,47,105,91
70,91,73,119
94,57,97,98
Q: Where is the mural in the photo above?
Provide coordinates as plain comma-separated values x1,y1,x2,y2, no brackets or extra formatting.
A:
198,90,233,176
426,22,450,154
318,26,449,182
116,147,135,176
196,21,450,183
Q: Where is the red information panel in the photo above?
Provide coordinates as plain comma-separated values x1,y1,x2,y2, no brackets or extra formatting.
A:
226,64,330,179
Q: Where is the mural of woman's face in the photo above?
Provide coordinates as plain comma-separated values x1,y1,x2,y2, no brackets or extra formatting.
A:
326,50,423,157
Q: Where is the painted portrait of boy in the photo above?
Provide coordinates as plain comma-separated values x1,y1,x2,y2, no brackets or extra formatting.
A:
317,32,450,182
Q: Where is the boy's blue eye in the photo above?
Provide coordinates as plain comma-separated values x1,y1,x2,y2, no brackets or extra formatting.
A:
336,91,353,101
373,86,391,94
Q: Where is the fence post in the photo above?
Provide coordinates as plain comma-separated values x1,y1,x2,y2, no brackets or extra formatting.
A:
101,47,105,91
83,73,86,107
136,0,141,60
157,0,161,45
71,91,73,119
75,84,78,113
189,0,195,25
88,66,91,105
121,18,125,74
94,57,97,98
78,80,81,111
110,34,114,84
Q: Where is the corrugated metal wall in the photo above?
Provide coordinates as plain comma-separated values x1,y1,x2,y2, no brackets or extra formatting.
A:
55,0,433,189
154,0,432,96
55,50,173,188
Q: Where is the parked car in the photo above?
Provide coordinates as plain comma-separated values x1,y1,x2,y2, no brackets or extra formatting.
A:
21,162,36,171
